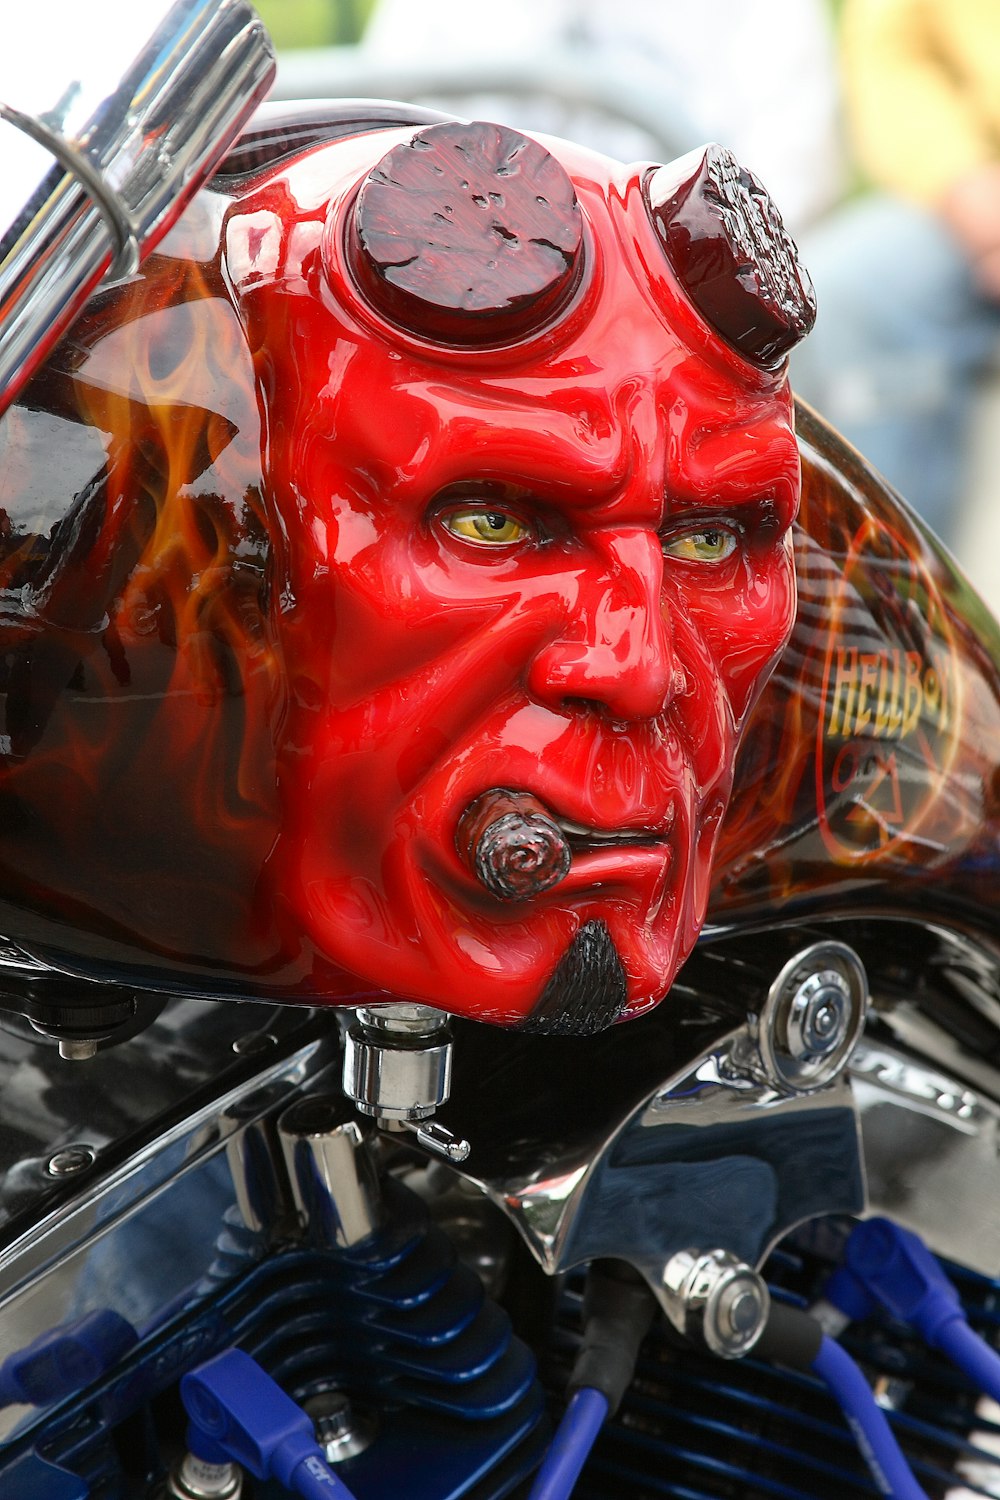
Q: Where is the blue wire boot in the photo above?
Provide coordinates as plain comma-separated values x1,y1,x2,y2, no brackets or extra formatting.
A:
828,1217,1000,1405
181,1348,359,1500
827,1218,964,1342
0,1309,138,1407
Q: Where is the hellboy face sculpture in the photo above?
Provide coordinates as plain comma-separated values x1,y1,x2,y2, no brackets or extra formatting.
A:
0,116,815,1033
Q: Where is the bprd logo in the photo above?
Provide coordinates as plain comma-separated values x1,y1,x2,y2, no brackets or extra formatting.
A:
816,522,958,864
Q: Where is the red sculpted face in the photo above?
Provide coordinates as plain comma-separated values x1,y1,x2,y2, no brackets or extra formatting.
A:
230,127,808,1031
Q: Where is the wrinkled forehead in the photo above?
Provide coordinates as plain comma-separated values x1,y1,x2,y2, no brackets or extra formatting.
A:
226,121,811,509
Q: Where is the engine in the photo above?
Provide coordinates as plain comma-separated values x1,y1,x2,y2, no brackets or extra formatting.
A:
5,934,1000,1499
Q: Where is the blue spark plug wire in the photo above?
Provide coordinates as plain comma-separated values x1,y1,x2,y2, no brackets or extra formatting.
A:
181,1348,359,1500
527,1259,656,1500
827,1216,1000,1402
812,1333,931,1500
758,1302,931,1500
527,1386,609,1500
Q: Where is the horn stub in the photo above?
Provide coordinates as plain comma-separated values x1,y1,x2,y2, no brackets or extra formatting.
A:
345,120,585,346
647,143,817,368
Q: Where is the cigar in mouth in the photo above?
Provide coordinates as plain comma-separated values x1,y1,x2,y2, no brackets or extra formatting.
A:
456,788,572,901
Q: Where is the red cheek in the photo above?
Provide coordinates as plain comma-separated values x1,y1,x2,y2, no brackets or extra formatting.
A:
678,540,796,725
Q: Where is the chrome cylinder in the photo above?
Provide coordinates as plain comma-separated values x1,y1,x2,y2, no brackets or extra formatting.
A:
0,0,275,414
277,1094,383,1249
342,1004,453,1123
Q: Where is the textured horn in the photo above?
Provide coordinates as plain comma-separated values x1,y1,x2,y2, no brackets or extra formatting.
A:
646,143,817,368
344,120,585,346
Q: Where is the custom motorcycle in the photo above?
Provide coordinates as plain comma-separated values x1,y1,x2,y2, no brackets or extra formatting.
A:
4,5,1000,1499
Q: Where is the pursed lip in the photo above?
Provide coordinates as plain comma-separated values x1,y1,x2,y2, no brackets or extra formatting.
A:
554,833,674,897
431,759,684,901
438,800,675,904
462,789,678,850
554,815,669,852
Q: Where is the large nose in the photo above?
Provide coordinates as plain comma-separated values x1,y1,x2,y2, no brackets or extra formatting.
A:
527,529,682,722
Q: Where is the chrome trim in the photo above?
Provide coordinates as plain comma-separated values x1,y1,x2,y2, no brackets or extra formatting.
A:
447,1022,865,1294
851,1037,1000,1277
0,1000,334,1448
0,0,275,413
278,1094,383,1248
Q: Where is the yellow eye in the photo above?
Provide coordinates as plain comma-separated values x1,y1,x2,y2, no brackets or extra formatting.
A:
663,527,737,563
442,508,531,546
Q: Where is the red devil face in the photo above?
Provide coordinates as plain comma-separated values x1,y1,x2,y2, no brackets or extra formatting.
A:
227,123,811,1032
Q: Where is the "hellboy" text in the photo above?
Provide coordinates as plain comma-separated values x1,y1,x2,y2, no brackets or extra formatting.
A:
825,646,953,740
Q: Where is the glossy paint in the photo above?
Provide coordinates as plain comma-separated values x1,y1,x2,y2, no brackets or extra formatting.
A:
238,127,800,1026
0,118,916,1029
709,401,1000,942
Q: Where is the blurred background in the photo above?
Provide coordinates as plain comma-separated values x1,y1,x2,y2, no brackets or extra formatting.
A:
251,0,1000,612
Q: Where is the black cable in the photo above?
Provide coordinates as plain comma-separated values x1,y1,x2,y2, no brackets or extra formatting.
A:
568,1259,658,1415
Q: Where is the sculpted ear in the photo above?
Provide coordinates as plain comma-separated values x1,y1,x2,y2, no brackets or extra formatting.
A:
646,143,816,368
341,120,585,346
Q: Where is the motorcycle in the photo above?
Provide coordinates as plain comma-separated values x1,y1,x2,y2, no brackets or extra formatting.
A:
4,6,1000,1499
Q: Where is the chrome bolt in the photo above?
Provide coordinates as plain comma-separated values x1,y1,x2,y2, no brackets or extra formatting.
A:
813,1002,838,1038
726,1286,765,1338
786,970,850,1061
400,1117,471,1163
757,942,869,1093
343,1004,453,1123
714,1276,769,1353
304,1389,376,1463
661,1248,770,1359
341,1004,471,1160
46,1144,96,1177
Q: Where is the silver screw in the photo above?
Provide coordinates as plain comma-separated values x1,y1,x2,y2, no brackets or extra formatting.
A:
812,1002,839,1039
786,971,850,1061
47,1144,96,1177
58,1038,99,1061
726,1287,765,1337
232,1032,277,1056
661,1248,770,1359
406,1118,471,1163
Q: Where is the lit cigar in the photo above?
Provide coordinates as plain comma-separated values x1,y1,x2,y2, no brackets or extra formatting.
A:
457,788,571,901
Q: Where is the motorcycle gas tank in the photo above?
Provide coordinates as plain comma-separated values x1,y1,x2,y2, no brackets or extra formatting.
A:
710,399,1000,946
0,155,997,1014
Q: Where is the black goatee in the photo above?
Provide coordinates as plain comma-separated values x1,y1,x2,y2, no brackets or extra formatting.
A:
519,919,628,1036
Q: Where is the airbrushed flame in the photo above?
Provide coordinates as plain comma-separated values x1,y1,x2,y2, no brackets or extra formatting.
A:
94,271,278,761
710,413,982,924
0,247,289,965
